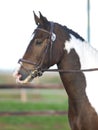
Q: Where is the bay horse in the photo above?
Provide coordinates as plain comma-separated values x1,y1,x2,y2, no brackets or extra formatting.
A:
14,12,98,130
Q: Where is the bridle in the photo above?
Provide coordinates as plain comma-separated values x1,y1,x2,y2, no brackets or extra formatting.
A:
18,22,98,82
18,22,56,79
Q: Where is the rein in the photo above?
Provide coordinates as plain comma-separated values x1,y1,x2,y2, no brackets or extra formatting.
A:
18,58,98,73
41,68,98,73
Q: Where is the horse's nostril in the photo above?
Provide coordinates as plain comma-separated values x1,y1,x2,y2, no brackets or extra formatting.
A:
18,69,29,81
18,71,22,76
13,69,20,78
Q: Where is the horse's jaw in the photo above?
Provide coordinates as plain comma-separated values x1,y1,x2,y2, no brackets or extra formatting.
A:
16,74,33,84
13,69,43,84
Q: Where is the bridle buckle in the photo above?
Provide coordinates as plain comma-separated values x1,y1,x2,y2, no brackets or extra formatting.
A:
31,69,43,78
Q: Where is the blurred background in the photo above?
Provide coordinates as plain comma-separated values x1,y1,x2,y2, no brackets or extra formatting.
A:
0,0,98,72
0,0,97,130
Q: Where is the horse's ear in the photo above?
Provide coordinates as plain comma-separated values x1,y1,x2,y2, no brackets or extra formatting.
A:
39,12,49,26
33,11,49,27
33,11,40,25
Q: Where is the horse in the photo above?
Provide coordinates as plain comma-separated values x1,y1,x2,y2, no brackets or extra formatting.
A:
14,12,98,130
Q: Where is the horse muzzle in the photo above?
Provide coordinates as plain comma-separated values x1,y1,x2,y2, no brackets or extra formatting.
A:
13,69,43,84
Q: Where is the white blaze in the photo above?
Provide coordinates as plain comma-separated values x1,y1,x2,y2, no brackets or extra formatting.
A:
65,34,98,113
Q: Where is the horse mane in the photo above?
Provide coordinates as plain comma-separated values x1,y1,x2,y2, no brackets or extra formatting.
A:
62,25,98,64
63,26,85,42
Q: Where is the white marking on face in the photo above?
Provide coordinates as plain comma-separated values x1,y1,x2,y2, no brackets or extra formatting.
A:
65,34,98,113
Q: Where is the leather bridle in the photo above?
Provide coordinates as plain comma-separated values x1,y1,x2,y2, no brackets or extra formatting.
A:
18,22,56,79
18,22,98,82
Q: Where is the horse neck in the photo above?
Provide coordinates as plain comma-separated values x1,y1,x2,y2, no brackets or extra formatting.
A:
57,50,87,103
56,36,97,104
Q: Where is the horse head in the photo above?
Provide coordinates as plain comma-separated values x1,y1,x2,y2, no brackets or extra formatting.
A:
14,12,65,83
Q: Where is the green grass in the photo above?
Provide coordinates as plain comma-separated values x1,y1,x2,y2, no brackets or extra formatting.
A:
0,89,71,130
0,100,68,111
0,89,68,111
0,116,71,130
0,71,71,130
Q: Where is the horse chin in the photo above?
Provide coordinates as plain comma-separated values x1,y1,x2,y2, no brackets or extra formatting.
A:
14,70,43,84
16,74,34,84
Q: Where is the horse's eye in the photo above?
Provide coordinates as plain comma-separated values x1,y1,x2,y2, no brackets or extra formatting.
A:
36,39,42,45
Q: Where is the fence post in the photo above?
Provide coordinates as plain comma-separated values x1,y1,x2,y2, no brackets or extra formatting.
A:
20,89,27,102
